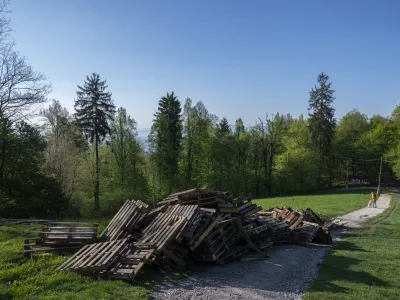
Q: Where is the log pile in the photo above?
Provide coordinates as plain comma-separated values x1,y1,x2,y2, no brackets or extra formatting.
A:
53,189,334,280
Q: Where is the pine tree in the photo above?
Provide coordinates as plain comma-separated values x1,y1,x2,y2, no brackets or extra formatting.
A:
149,91,182,193
74,73,115,209
308,72,336,188
218,117,231,134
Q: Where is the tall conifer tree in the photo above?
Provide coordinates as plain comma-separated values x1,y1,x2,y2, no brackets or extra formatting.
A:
74,73,115,209
148,91,182,193
308,72,336,187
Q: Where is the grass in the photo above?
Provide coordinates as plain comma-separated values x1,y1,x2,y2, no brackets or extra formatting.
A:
0,189,389,299
254,189,379,217
304,194,400,300
0,224,154,300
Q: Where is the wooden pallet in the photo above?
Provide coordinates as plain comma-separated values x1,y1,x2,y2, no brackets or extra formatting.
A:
157,189,221,207
101,200,149,241
24,223,98,256
23,237,83,256
139,212,187,251
165,204,199,221
57,238,129,273
101,243,155,279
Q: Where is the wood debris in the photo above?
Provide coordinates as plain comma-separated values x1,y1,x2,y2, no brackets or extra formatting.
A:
264,207,333,246
23,189,334,280
24,222,98,256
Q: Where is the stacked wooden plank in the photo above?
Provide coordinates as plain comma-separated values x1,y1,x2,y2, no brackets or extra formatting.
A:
54,191,335,281
291,221,332,245
218,198,262,217
24,222,98,256
265,207,333,246
101,200,149,241
244,223,273,249
192,214,243,264
57,238,156,280
102,243,155,279
252,214,292,244
157,188,224,207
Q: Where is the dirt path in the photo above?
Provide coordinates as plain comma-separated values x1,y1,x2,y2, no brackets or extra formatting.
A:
335,193,391,228
152,194,393,300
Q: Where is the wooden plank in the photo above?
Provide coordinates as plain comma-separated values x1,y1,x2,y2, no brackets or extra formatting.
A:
103,244,155,279
190,215,223,251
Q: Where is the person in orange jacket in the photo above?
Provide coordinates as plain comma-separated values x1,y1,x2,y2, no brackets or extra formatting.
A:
368,192,377,208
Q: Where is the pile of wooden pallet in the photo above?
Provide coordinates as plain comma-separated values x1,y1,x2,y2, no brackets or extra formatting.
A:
24,222,98,256
56,190,334,280
264,207,332,246
156,188,223,207
248,212,291,244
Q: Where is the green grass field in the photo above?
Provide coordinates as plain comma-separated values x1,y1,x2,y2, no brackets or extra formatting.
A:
0,189,386,299
0,224,154,300
254,189,376,217
305,194,400,300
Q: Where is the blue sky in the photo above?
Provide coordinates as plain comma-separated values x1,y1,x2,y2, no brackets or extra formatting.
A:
9,0,400,133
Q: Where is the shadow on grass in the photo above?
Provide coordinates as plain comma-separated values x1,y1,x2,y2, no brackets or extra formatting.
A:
334,240,371,253
125,266,191,291
314,254,388,294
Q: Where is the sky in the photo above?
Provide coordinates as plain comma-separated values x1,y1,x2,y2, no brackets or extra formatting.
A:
9,0,400,135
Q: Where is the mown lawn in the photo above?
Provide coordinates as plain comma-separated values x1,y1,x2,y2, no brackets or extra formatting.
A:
254,189,376,217
304,194,400,300
0,224,154,300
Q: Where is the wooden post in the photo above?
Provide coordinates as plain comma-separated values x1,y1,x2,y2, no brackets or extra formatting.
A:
377,156,383,195
286,153,289,195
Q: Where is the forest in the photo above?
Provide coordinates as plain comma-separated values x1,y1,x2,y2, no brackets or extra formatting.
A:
1,1,400,219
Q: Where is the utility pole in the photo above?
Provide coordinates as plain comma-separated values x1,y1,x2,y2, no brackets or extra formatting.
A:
377,156,383,195
152,169,155,208
346,158,349,188
286,153,289,195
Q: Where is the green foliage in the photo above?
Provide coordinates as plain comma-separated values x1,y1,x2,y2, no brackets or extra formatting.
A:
0,117,66,218
149,91,182,194
75,73,116,144
74,73,116,209
109,107,149,201
305,195,400,300
40,100,89,216
308,72,336,187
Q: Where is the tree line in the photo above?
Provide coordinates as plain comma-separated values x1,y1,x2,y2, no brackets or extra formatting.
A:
1,1,400,218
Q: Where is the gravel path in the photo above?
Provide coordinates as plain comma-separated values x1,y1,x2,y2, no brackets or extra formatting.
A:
152,194,392,300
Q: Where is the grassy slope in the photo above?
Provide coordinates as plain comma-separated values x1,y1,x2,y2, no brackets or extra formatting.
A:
0,190,379,299
0,224,153,300
254,190,375,217
305,194,400,300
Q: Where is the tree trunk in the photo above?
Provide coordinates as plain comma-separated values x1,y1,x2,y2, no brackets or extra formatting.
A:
317,149,322,190
94,138,100,209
